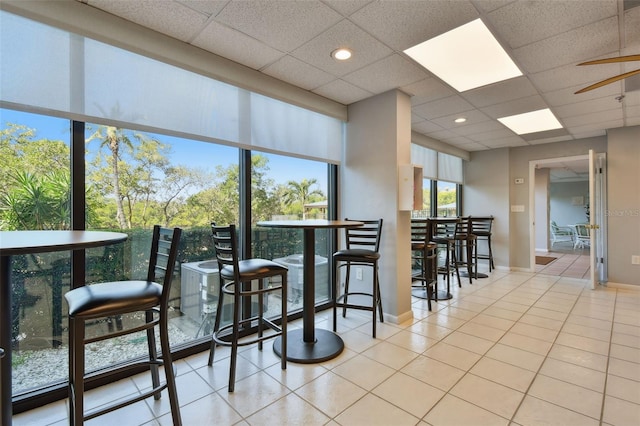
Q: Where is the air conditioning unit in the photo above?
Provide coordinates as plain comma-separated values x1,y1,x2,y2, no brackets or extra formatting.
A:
180,260,223,322
272,254,328,302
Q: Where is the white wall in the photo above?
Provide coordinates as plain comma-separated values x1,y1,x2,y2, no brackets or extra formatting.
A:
343,90,413,323
607,126,640,285
549,181,589,226
463,149,510,268
534,168,550,252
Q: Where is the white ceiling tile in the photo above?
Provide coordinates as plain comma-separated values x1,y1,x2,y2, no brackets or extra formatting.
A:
350,0,479,50
480,95,548,119
554,97,622,119
322,0,373,16
487,0,617,49
465,128,516,142
625,6,640,49
543,82,621,107
412,120,445,134
530,57,625,93
262,55,335,90
342,54,427,94
312,79,372,105
426,129,459,140
215,0,342,51
192,21,284,70
568,119,623,134
480,135,527,147
413,95,476,120
463,77,537,108
562,108,622,127
429,109,492,130
454,142,489,151
87,0,209,41
291,19,393,77
177,0,229,16
405,78,456,106
526,135,574,145
512,16,619,74
473,0,517,14
571,129,607,139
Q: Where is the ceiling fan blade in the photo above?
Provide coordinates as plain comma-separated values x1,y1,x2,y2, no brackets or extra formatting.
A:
577,54,640,66
575,69,640,94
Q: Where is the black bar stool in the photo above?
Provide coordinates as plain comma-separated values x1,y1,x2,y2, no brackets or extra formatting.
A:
468,216,494,272
333,218,384,338
208,223,287,392
65,226,182,426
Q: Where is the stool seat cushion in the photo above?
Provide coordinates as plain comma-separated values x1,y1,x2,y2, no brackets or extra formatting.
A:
333,248,380,261
220,258,287,281
66,281,161,318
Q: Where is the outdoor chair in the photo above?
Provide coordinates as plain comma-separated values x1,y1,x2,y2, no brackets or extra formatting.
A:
550,221,575,247
64,226,182,426
573,223,591,249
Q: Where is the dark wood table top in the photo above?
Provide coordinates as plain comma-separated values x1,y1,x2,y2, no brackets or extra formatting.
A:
0,230,128,256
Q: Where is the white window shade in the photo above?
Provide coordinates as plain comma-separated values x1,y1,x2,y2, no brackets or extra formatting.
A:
438,152,464,184
411,144,438,179
1,11,343,164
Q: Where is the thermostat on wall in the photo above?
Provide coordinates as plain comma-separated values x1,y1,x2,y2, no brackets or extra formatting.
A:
514,178,525,184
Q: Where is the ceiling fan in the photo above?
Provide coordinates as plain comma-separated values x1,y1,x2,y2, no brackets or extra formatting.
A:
574,54,640,94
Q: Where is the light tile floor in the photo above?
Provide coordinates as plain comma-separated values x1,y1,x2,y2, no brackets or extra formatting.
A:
14,267,640,426
535,247,590,279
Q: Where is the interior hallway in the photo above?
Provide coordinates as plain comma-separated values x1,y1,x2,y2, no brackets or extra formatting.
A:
13,265,640,426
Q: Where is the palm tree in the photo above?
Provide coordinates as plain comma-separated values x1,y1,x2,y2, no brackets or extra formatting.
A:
283,178,324,220
86,126,132,229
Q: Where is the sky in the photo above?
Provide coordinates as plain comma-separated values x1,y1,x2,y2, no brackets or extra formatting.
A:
1,108,328,194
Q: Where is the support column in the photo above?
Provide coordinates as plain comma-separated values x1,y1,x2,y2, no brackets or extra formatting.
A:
341,90,413,324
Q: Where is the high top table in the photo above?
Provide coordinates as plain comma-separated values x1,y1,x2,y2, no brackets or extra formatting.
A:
257,220,363,363
0,230,127,426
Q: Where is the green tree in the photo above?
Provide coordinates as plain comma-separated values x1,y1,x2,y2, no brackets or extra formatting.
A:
86,126,133,229
283,178,324,219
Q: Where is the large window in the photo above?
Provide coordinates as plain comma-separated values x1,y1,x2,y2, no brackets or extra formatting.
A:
0,110,72,393
1,8,342,409
251,152,330,312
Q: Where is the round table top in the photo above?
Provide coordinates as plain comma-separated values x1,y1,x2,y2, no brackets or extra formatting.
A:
257,219,363,229
0,230,128,256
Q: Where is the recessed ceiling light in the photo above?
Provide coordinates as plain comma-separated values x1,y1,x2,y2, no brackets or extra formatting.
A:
454,117,467,123
497,108,563,135
403,18,522,92
331,48,352,61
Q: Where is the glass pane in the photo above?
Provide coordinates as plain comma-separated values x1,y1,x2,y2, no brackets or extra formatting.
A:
84,123,239,372
1,109,72,394
412,179,432,218
436,181,457,217
250,152,329,312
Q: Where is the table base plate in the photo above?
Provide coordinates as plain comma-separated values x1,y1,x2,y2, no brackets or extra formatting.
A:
273,328,344,364
411,287,452,300
460,271,489,279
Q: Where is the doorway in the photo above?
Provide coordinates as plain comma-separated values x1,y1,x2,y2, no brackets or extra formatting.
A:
529,155,602,281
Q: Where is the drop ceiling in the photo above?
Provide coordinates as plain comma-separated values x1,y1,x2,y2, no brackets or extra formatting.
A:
77,0,640,152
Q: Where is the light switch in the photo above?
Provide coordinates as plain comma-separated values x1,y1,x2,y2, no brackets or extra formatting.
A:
511,205,525,212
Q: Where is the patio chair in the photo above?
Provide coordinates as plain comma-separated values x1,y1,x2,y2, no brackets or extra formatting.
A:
550,221,574,247
573,223,591,249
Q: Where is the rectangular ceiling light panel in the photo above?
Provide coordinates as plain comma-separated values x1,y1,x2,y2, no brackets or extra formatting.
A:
497,108,563,135
404,19,522,92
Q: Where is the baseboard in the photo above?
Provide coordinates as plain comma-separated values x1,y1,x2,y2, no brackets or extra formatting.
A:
603,282,640,291
383,309,414,325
